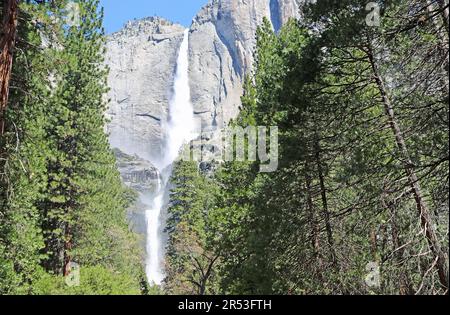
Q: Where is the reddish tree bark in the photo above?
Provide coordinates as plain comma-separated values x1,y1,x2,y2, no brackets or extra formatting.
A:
0,0,19,135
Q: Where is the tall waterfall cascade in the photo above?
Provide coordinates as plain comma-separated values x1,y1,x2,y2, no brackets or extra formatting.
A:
145,29,195,285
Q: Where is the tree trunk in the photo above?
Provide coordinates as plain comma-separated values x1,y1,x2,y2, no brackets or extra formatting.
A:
305,167,322,272
314,137,336,265
0,0,19,135
367,47,449,291
382,188,413,295
63,224,73,277
390,208,413,295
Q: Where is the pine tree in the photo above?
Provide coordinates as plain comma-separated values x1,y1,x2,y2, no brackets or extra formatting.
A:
0,0,62,294
165,160,220,295
1,0,144,294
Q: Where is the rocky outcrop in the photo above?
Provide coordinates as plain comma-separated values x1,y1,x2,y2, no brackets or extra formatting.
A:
188,0,270,130
114,148,161,235
114,148,160,193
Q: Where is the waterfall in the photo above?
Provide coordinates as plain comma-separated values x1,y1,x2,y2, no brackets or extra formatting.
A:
145,29,195,285
145,178,164,285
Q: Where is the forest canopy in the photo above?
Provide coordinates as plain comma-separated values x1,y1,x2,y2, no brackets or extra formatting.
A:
0,0,448,296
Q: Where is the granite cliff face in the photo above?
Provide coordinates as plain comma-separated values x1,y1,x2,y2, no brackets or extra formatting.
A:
106,17,185,164
105,0,303,235
189,0,304,130
189,0,270,130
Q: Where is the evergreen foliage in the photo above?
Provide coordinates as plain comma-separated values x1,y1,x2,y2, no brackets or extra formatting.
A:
164,0,449,295
0,0,144,295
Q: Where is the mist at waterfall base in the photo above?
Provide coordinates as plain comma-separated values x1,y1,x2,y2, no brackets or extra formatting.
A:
145,29,196,285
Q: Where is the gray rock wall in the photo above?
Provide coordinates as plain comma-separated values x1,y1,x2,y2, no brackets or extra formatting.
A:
106,17,185,164
189,0,272,130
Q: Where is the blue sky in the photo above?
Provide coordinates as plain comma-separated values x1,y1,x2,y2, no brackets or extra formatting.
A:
99,0,209,33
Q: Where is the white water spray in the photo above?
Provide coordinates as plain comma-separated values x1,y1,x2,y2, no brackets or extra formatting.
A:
145,29,195,285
